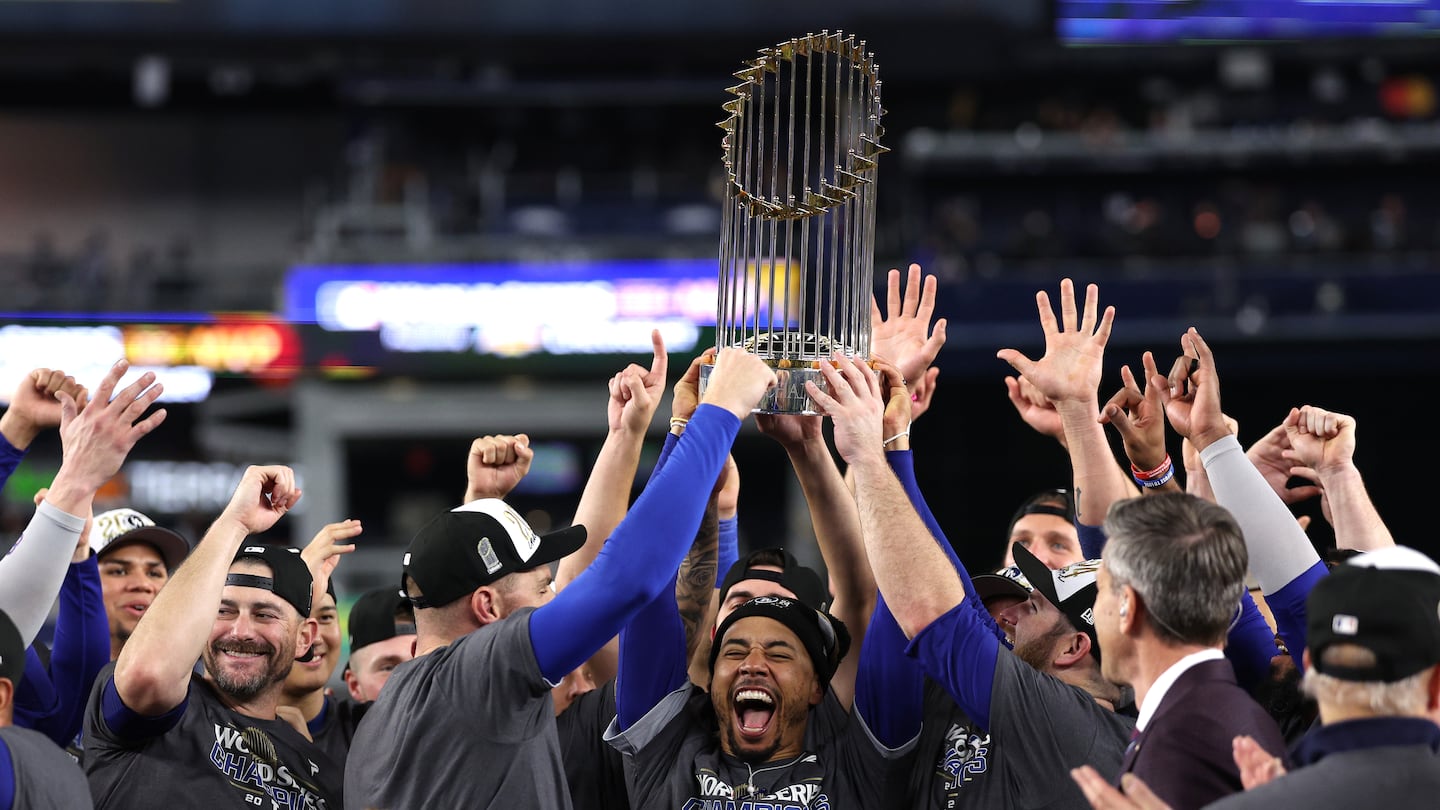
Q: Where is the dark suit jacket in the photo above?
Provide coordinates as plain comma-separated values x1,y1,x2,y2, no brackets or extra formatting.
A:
1118,658,1285,810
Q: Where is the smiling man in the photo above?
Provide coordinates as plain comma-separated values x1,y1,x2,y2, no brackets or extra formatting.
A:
609,594,919,808
83,466,343,810
89,508,190,662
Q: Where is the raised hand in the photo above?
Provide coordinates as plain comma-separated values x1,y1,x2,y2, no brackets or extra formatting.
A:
997,279,1115,409
46,359,167,515
1004,374,1067,446
219,465,301,536
700,348,776,420
871,264,947,386
1156,327,1232,452
806,353,885,465
607,329,668,433
672,348,718,424
301,520,362,612
1,367,90,450
1246,421,1323,506
1100,351,1169,471
465,434,534,502
1282,405,1356,476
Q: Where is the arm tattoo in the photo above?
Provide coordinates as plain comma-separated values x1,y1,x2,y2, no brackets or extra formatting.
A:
677,497,720,665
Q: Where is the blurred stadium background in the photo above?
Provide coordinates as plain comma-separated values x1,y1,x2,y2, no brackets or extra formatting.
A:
3,0,1439,609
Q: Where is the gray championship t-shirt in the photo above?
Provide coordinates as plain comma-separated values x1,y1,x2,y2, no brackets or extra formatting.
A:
344,607,569,810
1,725,93,808
909,652,1134,810
83,663,343,810
605,684,917,809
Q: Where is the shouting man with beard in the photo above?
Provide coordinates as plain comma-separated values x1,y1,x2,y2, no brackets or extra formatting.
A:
83,465,343,810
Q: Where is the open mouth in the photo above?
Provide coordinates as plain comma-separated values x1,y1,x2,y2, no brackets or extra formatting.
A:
733,687,776,739
123,603,149,617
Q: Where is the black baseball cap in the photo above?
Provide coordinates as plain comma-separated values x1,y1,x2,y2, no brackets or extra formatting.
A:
402,499,586,609
1308,546,1440,683
709,596,851,690
717,548,829,613
1012,543,1102,661
972,565,1033,604
1006,489,1076,538
91,508,191,571
348,588,416,653
0,609,23,687
229,544,315,619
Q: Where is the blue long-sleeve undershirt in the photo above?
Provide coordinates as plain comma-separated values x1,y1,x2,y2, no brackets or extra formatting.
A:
1077,523,1106,561
14,555,110,745
1268,560,1327,671
531,404,739,687
717,516,739,585
0,434,23,495
875,446,1002,732
885,450,1006,644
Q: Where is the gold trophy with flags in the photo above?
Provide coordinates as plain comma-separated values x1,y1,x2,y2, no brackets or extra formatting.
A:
700,30,888,413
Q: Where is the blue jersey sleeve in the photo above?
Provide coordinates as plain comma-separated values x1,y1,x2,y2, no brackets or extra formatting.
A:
48,556,111,746
886,450,1005,643
1225,589,1278,691
0,433,24,495
716,515,739,586
615,591,690,729
1268,561,1328,672
100,677,188,740
530,404,740,686
13,649,59,739
906,601,1002,731
1077,522,1107,560
854,594,924,749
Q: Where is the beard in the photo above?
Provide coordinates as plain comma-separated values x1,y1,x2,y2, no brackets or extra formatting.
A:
717,693,809,765
205,639,291,701
1013,620,1070,672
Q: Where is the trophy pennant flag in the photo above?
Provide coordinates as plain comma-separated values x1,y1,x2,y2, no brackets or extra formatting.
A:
699,30,888,414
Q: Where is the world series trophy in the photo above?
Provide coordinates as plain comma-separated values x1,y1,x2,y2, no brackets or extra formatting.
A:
699,31,888,414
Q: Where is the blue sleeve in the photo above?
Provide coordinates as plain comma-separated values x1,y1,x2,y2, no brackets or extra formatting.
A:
1225,589,1278,692
647,431,681,484
1077,522,1107,560
615,590,690,729
530,404,740,686
47,556,111,746
1268,561,1328,672
12,649,60,739
886,450,1005,644
0,734,13,810
100,677,187,740
854,594,924,749
906,601,1002,731
0,433,25,495
716,516,739,583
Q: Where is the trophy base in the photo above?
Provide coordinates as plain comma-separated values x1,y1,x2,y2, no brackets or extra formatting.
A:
699,361,828,415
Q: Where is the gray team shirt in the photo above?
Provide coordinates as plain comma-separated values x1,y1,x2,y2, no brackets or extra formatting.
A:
605,683,917,809
344,607,568,810
1,725,93,809
910,651,1134,810
83,663,343,810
